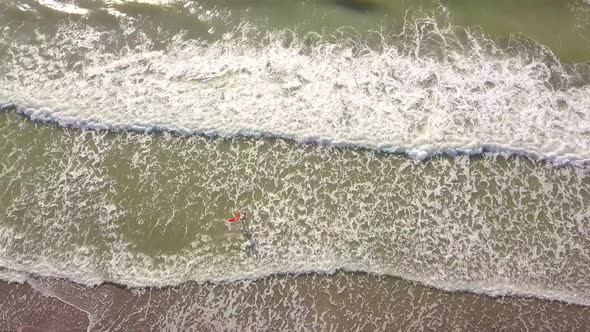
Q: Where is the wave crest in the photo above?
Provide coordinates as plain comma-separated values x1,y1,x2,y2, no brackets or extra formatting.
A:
0,15,589,164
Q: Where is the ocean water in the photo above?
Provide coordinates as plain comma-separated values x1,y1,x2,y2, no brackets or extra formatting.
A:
0,0,589,330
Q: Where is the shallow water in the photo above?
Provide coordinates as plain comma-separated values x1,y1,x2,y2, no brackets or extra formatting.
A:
0,0,590,330
3,273,590,331
0,110,589,303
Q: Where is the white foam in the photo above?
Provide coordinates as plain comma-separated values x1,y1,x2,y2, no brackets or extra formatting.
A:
0,101,14,112
2,261,590,307
0,122,588,306
17,4,34,12
1,14,590,308
0,269,28,284
1,19,589,165
36,0,89,15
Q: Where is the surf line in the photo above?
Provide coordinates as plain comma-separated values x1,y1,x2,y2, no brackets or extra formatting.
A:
0,101,16,112
225,212,258,258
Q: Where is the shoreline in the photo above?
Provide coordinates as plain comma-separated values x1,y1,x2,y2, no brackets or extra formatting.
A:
3,267,590,309
2,271,590,331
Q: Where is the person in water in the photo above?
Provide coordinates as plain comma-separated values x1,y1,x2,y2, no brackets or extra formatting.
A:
227,212,257,258
240,213,258,258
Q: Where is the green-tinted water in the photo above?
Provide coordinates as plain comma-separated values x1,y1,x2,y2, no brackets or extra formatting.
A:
0,0,589,330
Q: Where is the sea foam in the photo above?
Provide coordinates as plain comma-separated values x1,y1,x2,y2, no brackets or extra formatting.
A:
1,10,590,308
0,101,15,112
0,17,589,165
0,113,589,306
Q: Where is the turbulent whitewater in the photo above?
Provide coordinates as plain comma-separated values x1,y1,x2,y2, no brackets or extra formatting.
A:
1,6,589,164
0,0,589,310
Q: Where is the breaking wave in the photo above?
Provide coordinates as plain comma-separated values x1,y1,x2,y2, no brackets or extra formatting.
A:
0,14,589,165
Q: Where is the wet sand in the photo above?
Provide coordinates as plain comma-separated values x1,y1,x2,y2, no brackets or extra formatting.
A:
2,272,590,331
0,281,89,332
